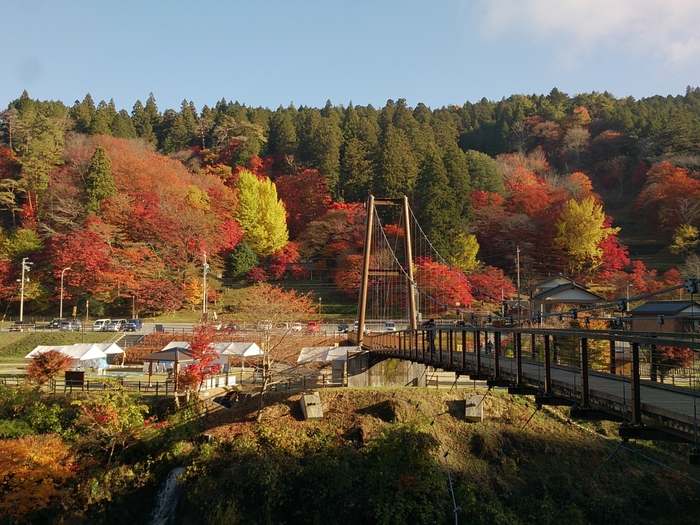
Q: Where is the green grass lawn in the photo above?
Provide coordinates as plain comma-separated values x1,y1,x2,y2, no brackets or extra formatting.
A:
0,332,117,362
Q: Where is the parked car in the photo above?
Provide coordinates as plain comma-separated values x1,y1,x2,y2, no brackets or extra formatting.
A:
220,323,237,332
60,319,81,332
291,322,303,332
124,319,143,332
307,321,320,333
47,318,62,329
9,321,34,332
354,321,371,335
384,321,396,332
103,319,126,332
257,320,273,331
92,318,111,331
337,323,349,333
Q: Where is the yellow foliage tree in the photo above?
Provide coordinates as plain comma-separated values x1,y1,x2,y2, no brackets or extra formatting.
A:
449,232,480,274
235,170,289,257
670,224,699,256
555,196,619,273
183,277,203,309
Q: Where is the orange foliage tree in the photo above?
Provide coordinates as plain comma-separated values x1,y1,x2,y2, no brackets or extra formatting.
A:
414,257,473,315
0,434,76,521
26,349,72,386
635,162,700,234
275,168,332,238
235,284,314,420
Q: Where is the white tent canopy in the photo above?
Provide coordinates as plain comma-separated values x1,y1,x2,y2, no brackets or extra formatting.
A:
219,342,262,357
94,342,124,355
162,341,262,357
25,344,109,369
159,341,262,367
25,345,64,359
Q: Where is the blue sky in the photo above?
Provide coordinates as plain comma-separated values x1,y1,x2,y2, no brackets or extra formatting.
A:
4,0,700,112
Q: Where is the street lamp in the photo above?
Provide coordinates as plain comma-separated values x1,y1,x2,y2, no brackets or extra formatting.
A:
59,267,71,320
19,258,33,322
202,252,210,323
318,297,322,321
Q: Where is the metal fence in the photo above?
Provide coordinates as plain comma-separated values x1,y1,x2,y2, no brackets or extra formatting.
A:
1,370,345,396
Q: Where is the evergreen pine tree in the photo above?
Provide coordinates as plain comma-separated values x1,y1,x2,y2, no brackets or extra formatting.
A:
89,100,115,135
111,109,137,139
414,145,460,258
70,94,96,134
464,150,504,194
375,125,418,199
228,242,260,279
132,100,157,144
442,143,472,226
85,146,116,215
268,109,298,155
159,109,189,153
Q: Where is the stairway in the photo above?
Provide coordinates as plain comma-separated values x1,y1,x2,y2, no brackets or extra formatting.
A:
118,333,146,348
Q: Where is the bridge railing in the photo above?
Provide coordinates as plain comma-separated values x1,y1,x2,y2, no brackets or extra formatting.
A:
365,325,700,440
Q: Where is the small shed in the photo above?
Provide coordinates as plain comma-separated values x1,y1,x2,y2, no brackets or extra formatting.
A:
503,299,531,318
628,301,700,333
139,347,194,388
297,346,354,364
297,346,355,386
217,342,263,373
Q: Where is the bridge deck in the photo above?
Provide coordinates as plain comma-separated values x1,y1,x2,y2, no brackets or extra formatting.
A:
362,327,700,442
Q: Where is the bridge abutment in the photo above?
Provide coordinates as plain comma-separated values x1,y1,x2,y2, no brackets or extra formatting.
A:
347,349,427,387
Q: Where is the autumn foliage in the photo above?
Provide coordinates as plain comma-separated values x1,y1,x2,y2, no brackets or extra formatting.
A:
0,434,76,521
26,349,72,385
177,323,222,397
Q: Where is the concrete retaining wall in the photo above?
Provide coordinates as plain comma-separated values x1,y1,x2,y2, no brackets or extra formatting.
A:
346,349,427,387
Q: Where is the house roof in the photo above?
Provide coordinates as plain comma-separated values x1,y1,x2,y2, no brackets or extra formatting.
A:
504,300,530,310
531,275,587,293
297,346,358,363
139,347,194,362
532,282,605,303
25,344,108,362
629,301,700,316
218,342,263,357
93,343,124,355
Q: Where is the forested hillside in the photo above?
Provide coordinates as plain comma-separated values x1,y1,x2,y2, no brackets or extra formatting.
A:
2,88,700,317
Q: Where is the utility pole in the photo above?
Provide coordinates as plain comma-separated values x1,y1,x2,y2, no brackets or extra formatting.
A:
19,258,32,322
59,267,71,321
516,245,521,323
202,252,210,323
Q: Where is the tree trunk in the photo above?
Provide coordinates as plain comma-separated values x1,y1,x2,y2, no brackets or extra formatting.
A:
256,353,271,422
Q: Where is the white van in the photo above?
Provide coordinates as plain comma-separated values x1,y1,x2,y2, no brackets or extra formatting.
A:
92,319,111,332
384,321,396,332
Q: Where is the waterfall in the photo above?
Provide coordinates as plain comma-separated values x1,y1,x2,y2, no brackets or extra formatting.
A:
150,467,186,525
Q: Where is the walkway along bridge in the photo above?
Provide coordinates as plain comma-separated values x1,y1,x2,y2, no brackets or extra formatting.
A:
352,195,700,463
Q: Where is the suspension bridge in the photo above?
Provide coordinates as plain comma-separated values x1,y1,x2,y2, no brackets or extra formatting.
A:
351,195,700,462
